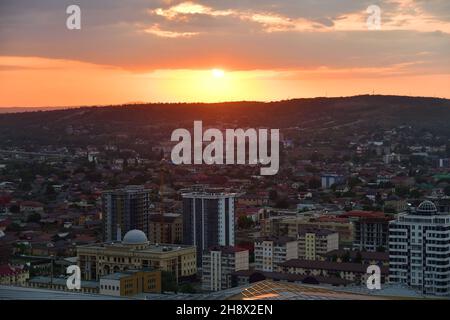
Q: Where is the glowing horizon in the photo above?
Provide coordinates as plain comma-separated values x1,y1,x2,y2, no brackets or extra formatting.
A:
1,1,449,107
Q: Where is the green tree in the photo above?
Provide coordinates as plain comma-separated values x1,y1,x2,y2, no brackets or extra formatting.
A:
161,271,178,293
275,198,289,209
308,179,321,189
269,190,278,201
354,251,363,263
27,213,42,223
342,251,351,263
6,222,21,232
238,216,254,230
179,283,196,294
9,205,20,214
444,185,450,196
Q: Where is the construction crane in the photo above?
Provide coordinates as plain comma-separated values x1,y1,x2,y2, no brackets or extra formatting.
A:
159,157,169,244
159,157,179,283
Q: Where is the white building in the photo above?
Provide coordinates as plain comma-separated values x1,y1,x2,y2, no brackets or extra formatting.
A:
201,246,249,291
389,201,450,296
254,237,298,272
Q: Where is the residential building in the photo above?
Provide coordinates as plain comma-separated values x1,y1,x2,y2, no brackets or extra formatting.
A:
298,228,339,260
202,246,249,291
389,200,450,296
342,211,393,252
237,194,269,207
182,190,237,266
77,229,196,282
102,186,151,242
0,264,29,286
148,213,183,244
278,259,388,285
254,236,298,272
322,249,389,266
261,215,353,243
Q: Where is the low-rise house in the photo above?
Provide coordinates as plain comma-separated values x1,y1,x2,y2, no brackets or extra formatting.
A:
277,259,388,285
0,264,29,286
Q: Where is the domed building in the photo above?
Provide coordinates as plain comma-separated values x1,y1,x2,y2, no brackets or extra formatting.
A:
122,230,149,249
389,200,450,296
77,229,197,282
414,200,438,215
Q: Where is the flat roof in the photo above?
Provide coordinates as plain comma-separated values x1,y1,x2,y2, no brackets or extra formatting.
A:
28,276,99,289
0,285,130,300
78,242,195,254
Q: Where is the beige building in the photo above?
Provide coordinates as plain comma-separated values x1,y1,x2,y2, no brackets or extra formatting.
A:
100,269,161,297
237,194,268,207
148,213,183,244
77,230,196,282
202,246,249,291
298,228,339,260
261,215,353,243
254,237,298,272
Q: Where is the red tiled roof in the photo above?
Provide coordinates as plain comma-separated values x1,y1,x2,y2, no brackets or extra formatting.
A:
0,265,20,276
342,211,387,218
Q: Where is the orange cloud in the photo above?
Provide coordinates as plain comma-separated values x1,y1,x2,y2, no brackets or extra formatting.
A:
143,24,200,38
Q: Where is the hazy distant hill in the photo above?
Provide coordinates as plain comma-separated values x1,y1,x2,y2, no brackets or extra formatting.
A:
0,107,69,114
0,95,449,147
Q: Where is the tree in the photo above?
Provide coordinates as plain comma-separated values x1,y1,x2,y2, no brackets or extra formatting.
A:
342,251,351,263
308,179,321,189
275,198,289,209
179,283,196,294
6,222,21,232
19,182,32,191
444,185,450,196
9,205,20,214
348,177,361,189
161,271,178,293
27,213,42,223
269,190,278,201
409,189,422,199
238,216,254,230
395,186,409,197
45,184,56,195
354,251,363,263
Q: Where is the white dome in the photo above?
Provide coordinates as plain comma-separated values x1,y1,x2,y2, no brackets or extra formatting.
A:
417,201,437,214
122,229,148,245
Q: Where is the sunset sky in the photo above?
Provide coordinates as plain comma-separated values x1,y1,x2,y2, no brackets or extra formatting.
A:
1,0,450,107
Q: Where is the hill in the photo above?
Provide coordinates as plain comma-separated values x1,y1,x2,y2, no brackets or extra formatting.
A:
0,95,449,148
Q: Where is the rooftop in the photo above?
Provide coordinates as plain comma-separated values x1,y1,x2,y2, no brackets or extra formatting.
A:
28,276,99,289
0,285,129,300
255,236,297,245
78,242,195,254
279,259,389,274
207,246,248,254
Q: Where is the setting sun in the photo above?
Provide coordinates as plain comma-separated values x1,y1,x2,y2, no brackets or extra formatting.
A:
212,69,225,78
